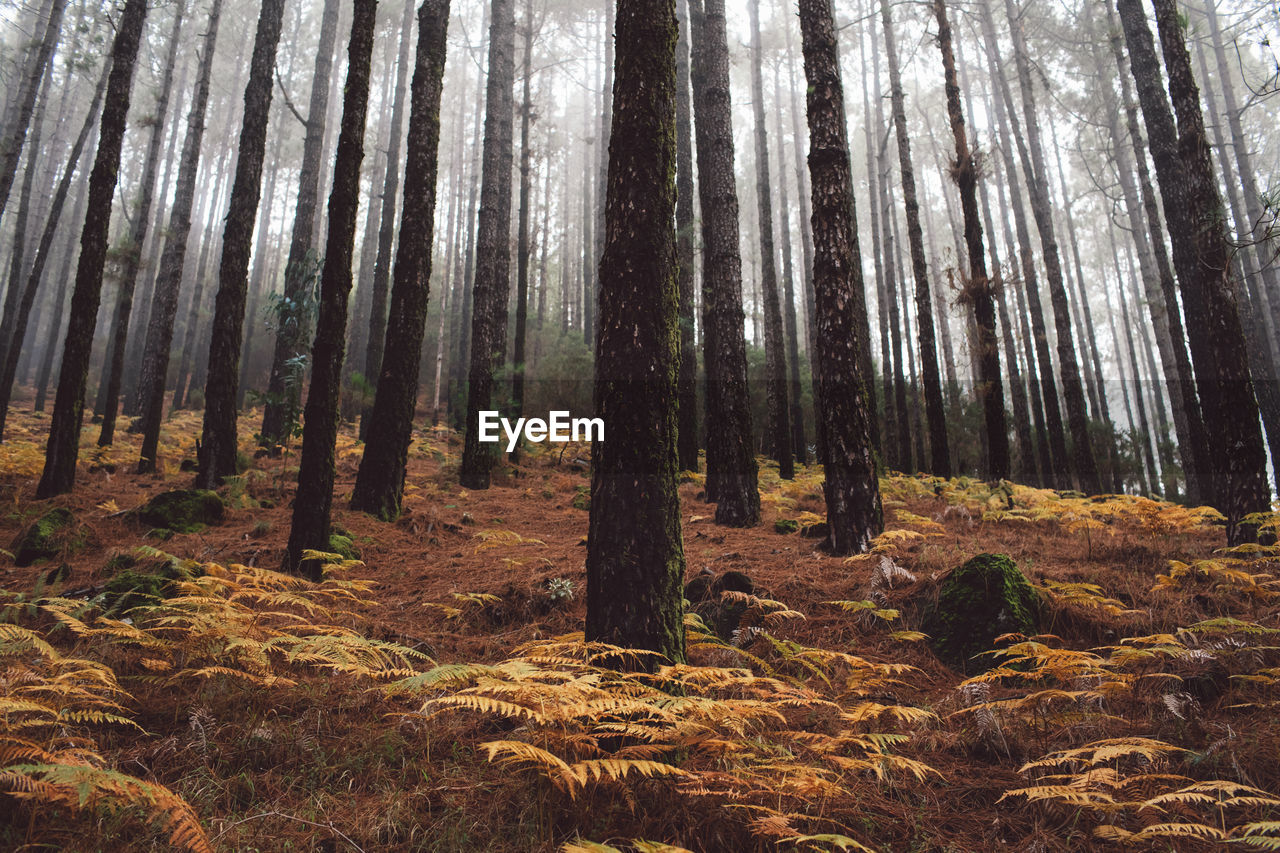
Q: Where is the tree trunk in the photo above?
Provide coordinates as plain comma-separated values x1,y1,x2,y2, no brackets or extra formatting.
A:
281,0,377,579
195,0,287,488
34,182,86,414
458,0,517,490
883,0,951,478
798,0,883,555
510,0,535,456
0,64,107,440
97,0,186,448
0,0,66,223
688,0,759,526
773,60,806,466
348,0,451,522
748,0,792,479
674,0,700,472
934,0,1007,480
259,0,341,447
585,0,686,665
1116,0,1269,542
35,0,148,499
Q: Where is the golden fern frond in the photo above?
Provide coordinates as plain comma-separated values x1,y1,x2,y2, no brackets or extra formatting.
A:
784,833,876,852
424,695,552,724
567,758,687,787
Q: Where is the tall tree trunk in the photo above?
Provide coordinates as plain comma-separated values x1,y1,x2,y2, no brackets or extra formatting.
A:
0,0,66,222
34,181,86,414
0,64,107,439
798,0,883,555
282,0,377,578
349,0,451,521
195,0,287,487
978,0,1068,486
34,0,148,498
585,0,686,664
773,59,806,465
259,0,341,447
1116,0,1269,542
674,0,700,472
997,0,1099,493
357,0,416,441
97,0,186,447
934,0,1007,479
688,0,759,526
458,0,516,490
509,0,535,457
883,0,950,477
748,0,792,479
1094,6,1199,501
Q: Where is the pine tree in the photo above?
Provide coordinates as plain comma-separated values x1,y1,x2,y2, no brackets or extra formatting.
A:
797,0,883,555
349,0,451,521
585,0,686,663
35,0,149,499
281,0,378,578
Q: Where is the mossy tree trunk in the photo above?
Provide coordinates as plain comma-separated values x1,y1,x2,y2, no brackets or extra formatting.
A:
934,0,1007,480
349,0,451,522
282,0,378,579
585,0,686,665
35,0,149,499
688,0,759,527
797,0,883,555
458,0,517,490
195,0,287,488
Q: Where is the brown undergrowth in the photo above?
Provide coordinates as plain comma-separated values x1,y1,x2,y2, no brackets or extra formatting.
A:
0,397,1278,851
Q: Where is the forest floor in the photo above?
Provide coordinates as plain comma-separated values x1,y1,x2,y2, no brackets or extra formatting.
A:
1,395,1278,852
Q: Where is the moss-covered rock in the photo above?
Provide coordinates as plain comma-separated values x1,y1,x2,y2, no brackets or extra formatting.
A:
11,508,80,566
135,490,224,533
922,553,1041,673
774,519,800,535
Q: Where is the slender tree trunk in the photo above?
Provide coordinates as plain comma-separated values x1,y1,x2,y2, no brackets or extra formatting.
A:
0,0,66,223
935,0,1007,479
34,0,148,498
689,0,759,526
282,0,377,578
585,0,686,664
509,0,535,458
349,0,450,522
357,0,416,441
34,182,86,414
1116,0,1269,541
458,0,517,490
259,0,341,447
97,0,186,447
884,0,950,477
195,0,287,487
748,0,792,479
798,0,883,554
773,59,806,465
674,0,700,472
0,65,107,439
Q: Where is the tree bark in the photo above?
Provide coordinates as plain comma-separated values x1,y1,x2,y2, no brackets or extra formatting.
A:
510,0,535,456
798,0,883,555
458,0,517,490
97,0,186,448
585,0,686,664
0,0,66,223
349,0,451,522
282,0,378,579
674,0,700,472
259,0,342,447
773,59,806,466
195,0,287,487
35,0,148,499
689,0,759,526
748,0,792,479
1116,0,1269,542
